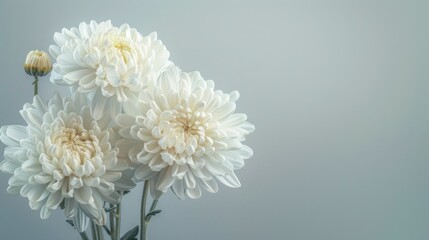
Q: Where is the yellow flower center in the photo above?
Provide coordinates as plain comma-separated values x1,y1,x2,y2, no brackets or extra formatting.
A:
52,125,96,164
156,108,212,157
114,41,132,64
174,112,206,138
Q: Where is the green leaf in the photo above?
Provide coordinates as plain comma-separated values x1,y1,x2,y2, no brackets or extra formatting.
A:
120,226,139,240
104,206,117,212
60,199,65,209
66,219,74,227
145,210,162,221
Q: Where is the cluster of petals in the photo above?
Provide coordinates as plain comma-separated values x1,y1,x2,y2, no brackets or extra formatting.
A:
117,66,254,199
49,20,171,119
0,93,133,230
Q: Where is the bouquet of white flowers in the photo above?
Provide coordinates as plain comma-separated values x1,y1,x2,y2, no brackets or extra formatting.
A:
0,20,254,240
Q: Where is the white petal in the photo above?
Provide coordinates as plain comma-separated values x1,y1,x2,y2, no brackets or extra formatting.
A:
80,203,101,220
221,113,247,127
213,102,236,120
46,191,63,209
156,167,175,191
184,173,196,189
185,183,202,199
171,180,186,200
64,69,94,82
135,165,156,181
97,179,115,196
73,207,90,232
74,187,94,204
0,160,19,173
28,185,48,202
40,205,52,219
29,200,44,210
149,177,164,199
91,94,108,120
216,172,241,188
102,189,121,204
198,178,218,193
6,125,27,141
64,199,78,218
116,114,135,127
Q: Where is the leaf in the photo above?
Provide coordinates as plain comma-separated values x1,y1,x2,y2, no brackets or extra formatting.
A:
145,210,162,221
60,199,65,209
66,219,74,227
120,226,139,240
104,206,117,212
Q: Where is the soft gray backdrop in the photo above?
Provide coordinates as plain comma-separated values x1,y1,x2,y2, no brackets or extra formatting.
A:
0,0,428,239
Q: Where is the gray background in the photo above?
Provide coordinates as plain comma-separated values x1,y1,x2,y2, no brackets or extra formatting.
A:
0,0,428,239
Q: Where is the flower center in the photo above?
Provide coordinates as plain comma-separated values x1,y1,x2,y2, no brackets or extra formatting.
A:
157,108,212,158
114,41,131,52
51,123,96,164
174,112,205,137
114,40,132,64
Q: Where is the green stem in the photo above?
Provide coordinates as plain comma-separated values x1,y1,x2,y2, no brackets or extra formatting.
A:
140,181,149,240
97,225,105,240
114,198,122,240
109,204,115,240
79,231,90,240
146,199,159,222
103,225,111,236
32,76,39,96
91,221,98,240
149,199,158,212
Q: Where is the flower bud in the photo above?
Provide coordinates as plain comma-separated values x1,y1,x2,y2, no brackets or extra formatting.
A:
24,50,52,77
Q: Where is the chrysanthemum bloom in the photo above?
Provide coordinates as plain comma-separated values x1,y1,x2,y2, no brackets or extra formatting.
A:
24,50,52,77
116,66,254,199
49,20,170,120
0,93,134,230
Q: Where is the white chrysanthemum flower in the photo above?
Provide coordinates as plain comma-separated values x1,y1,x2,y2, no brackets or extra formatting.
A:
49,20,170,120
116,66,254,199
0,93,134,230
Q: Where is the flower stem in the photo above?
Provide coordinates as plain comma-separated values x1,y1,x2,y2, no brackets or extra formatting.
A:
146,199,159,222
97,225,105,240
140,181,149,240
140,181,162,240
91,221,98,240
103,225,111,236
114,199,122,240
79,231,89,240
109,204,115,240
32,76,39,96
